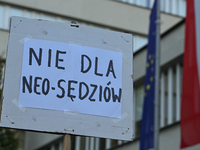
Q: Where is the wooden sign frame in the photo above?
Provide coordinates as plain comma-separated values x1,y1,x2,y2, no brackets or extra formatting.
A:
0,16,134,140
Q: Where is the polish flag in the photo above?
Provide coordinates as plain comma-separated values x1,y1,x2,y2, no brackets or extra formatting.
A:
181,0,200,148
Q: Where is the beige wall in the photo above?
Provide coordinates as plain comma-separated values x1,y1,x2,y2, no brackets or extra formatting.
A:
114,123,200,150
133,22,184,82
1,0,182,35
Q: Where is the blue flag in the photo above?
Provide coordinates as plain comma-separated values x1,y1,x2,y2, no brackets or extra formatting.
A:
140,0,157,150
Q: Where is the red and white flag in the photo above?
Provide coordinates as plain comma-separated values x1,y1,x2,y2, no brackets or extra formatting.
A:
181,0,200,148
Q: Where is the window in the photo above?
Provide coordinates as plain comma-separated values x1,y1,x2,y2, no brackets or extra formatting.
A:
135,85,144,137
115,0,186,17
134,62,182,136
133,35,148,52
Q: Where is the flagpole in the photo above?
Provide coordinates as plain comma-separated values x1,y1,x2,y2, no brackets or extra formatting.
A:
154,0,160,149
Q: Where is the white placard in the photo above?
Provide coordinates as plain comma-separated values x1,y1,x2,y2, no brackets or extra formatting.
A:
0,17,134,140
19,38,122,118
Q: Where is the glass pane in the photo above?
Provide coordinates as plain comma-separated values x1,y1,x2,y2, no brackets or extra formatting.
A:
161,0,165,12
132,36,136,52
60,18,70,22
99,138,105,150
71,136,75,150
134,36,147,52
43,14,56,22
111,140,118,147
181,0,186,16
33,12,42,19
80,137,86,150
171,0,178,14
139,0,147,7
128,0,135,4
135,85,144,122
135,85,144,137
9,7,23,18
55,143,59,150
24,10,32,18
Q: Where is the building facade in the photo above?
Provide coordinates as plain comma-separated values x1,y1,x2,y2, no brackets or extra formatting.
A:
1,0,199,150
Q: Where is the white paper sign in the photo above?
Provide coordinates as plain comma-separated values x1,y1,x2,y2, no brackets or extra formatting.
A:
19,38,122,118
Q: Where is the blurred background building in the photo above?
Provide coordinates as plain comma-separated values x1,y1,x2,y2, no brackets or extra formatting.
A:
1,0,197,150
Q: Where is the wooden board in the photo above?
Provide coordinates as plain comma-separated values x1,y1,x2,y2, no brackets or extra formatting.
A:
0,16,134,140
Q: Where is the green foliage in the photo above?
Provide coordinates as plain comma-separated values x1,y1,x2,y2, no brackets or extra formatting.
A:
0,128,19,150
